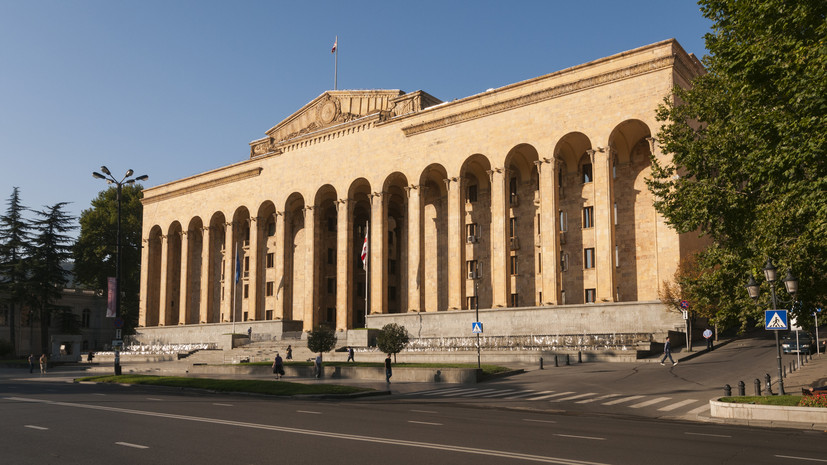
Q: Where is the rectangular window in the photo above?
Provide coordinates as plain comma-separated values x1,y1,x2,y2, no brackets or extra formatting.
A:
243,284,249,298
559,210,567,232
467,260,478,278
327,216,336,232
509,217,517,238
561,290,567,305
614,202,618,225
265,310,273,320
537,253,542,273
510,255,518,275
537,213,541,235
266,281,274,296
467,296,477,309
266,252,274,268
327,248,335,265
538,292,542,304
466,223,478,239
585,288,596,303
582,163,593,183
244,256,250,271
615,245,620,267
267,221,276,236
243,311,249,321
510,293,519,307
327,277,335,294
584,248,595,269
560,251,569,272
583,206,594,228
467,184,478,202
389,259,397,274
389,286,396,301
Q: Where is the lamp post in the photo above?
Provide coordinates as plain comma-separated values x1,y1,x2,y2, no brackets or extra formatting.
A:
745,258,798,396
92,166,148,376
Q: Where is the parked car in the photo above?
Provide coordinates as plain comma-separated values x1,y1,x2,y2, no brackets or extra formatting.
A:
781,331,813,354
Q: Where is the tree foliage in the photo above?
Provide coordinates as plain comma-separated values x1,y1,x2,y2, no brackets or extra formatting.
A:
0,187,33,354
306,325,337,355
74,184,144,335
648,0,826,329
376,323,410,361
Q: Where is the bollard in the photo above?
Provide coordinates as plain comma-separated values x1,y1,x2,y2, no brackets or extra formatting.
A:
724,384,731,396
765,374,773,395
738,380,745,396
540,357,544,370
754,379,761,396
554,355,558,367
783,365,786,377
578,351,582,363
566,354,570,366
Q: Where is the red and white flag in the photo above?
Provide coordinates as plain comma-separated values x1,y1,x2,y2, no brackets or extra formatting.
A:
360,227,368,270
331,36,337,53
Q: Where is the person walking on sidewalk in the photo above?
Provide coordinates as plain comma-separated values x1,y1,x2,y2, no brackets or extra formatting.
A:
272,353,285,380
39,354,48,374
286,345,292,360
28,354,34,373
660,337,676,366
347,346,355,362
384,354,393,383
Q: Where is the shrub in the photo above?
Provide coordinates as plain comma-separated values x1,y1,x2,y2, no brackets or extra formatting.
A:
376,323,409,361
798,394,827,408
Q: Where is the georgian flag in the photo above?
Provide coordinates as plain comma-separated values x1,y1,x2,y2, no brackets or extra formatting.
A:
331,37,337,53
360,231,368,270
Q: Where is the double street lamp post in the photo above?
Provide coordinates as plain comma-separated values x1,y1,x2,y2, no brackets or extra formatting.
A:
92,166,148,376
745,258,798,396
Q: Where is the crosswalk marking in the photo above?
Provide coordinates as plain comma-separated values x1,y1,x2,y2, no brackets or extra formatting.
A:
425,388,477,396
576,393,619,404
658,399,698,411
460,389,500,397
550,392,597,402
630,397,671,408
603,395,644,405
686,404,711,416
503,390,542,399
477,389,520,398
521,390,556,400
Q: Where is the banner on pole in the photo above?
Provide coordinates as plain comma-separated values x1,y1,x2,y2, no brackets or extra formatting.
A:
106,277,117,318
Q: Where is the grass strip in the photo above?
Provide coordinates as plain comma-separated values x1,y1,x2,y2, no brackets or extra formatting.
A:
720,396,803,407
77,374,373,396
241,361,510,376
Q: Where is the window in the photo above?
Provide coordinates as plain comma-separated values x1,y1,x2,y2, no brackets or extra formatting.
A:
582,163,593,183
583,206,594,228
510,293,519,307
389,259,396,274
467,260,478,278
510,255,518,275
82,308,91,328
389,286,396,301
537,214,541,235
538,291,542,304
509,217,517,238
467,184,478,202
266,281,274,296
561,290,567,305
327,216,336,232
466,223,478,239
221,260,225,280
266,252,274,268
615,245,620,267
510,177,518,196
614,203,618,225
327,277,335,294
585,288,596,303
560,251,569,272
244,256,250,276
537,253,542,273
559,210,567,232
243,284,249,298
243,311,248,321
584,248,595,269
265,310,274,320
327,248,335,265
267,221,276,236
467,296,477,309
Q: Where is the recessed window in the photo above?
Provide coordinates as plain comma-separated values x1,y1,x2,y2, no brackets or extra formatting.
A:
266,281,274,296
585,288,596,303
584,248,595,269
243,284,249,298
328,248,335,265
537,253,542,274
466,223,479,238
327,277,335,294
389,286,396,301
509,218,517,238
467,184,478,202
389,259,397,274
582,163,593,183
267,221,276,236
583,206,594,229
266,252,274,268
615,245,620,267
467,296,477,309
510,293,519,307
614,203,618,225
560,252,569,272
559,210,567,232
467,260,478,278
510,255,518,275
327,216,336,232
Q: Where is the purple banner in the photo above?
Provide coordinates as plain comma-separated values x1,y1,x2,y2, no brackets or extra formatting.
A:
106,277,116,318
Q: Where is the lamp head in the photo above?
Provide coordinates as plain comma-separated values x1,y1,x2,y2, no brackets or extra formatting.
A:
100,166,111,176
763,258,777,283
125,169,133,178
745,274,760,300
92,172,106,180
135,174,149,182
782,270,798,297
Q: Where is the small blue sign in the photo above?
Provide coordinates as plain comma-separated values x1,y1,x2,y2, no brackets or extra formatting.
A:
680,300,689,309
765,310,788,330
472,322,483,334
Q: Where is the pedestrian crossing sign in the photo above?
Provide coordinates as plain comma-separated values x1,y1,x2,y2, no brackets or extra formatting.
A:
472,322,483,334
765,310,788,330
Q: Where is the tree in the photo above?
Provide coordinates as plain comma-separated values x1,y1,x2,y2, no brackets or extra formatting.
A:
376,323,409,362
648,0,826,328
73,184,144,335
0,188,33,355
29,202,75,354
306,325,336,356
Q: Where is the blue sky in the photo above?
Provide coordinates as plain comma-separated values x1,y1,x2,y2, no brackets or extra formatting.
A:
0,1,713,234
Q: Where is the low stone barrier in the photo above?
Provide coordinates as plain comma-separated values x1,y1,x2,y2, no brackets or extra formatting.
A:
187,364,479,384
709,399,827,428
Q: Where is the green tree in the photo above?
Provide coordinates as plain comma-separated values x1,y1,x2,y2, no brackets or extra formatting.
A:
306,325,337,356
648,0,826,328
73,184,144,335
29,202,75,354
0,188,34,355
376,323,409,362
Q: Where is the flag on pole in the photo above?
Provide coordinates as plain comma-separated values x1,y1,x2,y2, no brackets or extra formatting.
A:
331,36,338,53
234,246,241,284
360,226,368,270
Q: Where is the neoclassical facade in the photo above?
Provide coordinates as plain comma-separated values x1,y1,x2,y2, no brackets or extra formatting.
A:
138,40,705,340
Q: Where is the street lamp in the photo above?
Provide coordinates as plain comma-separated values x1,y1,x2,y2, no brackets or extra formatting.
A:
745,258,798,395
92,166,148,376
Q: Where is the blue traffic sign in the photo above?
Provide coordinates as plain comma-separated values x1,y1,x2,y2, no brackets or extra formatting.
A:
765,310,788,330
471,322,483,334
680,300,689,309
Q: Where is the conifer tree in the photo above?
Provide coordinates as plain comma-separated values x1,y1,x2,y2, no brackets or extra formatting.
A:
0,188,33,355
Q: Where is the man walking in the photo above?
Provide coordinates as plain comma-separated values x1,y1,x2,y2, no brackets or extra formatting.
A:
660,337,676,366
347,346,355,362
384,354,392,383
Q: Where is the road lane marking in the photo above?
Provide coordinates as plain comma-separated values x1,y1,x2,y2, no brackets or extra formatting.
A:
684,432,731,438
658,399,698,411
775,455,827,463
116,442,149,449
603,395,644,405
420,388,467,395
408,420,443,426
550,393,597,402
426,388,478,396
576,394,619,404
410,409,438,414
686,404,711,416
630,397,671,408
523,419,557,424
212,403,233,407
503,391,542,399
460,389,500,397
554,434,605,441
6,396,611,465
24,425,48,430
297,410,322,414
478,389,520,398
93,393,106,396
146,398,163,401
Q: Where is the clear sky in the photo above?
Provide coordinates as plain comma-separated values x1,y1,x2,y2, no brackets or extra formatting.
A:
0,1,713,235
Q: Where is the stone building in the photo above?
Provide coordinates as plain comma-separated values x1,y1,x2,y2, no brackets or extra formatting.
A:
137,39,706,348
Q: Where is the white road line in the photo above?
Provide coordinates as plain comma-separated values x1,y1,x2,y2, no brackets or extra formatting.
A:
297,410,322,415
410,409,438,414
24,425,48,430
576,394,619,404
146,398,163,401
92,393,106,396
523,419,557,424
212,403,234,407
460,389,500,397
629,397,671,408
658,399,698,412
477,389,520,398
519,391,554,400
686,404,711,416
603,395,644,406
554,434,605,441
685,432,731,438
6,396,611,465
775,455,827,463
116,442,149,449
550,393,597,402
408,420,443,426
425,388,478,396
525,392,564,401
419,387,467,395
503,391,542,400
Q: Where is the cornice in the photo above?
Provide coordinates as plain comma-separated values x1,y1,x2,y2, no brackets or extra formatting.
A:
142,168,262,205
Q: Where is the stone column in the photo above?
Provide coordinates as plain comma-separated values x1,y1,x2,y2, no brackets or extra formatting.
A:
444,177,464,309
221,221,234,322
178,230,189,324
336,199,353,331
535,158,559,305
199,226,211,323
369,191,387,315
405,185,423,312
488,168,509,308
247,217,260,320
139,237,150,327
302,206,316,331
157,234,169,325
273,212,285,319
593,146,616,302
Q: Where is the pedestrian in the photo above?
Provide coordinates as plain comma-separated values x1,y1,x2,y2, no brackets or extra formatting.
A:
247,327,252,339
703,328,714,350
87,351,95,363
272,353,285,380
660,337,676,366
39,354,47,374
314,354,322,379
385,354,392,383
286,345,292,360
28,354,34,374
347,346,355,362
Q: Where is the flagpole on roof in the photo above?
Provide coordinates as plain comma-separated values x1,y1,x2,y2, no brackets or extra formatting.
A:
332,36,338,90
